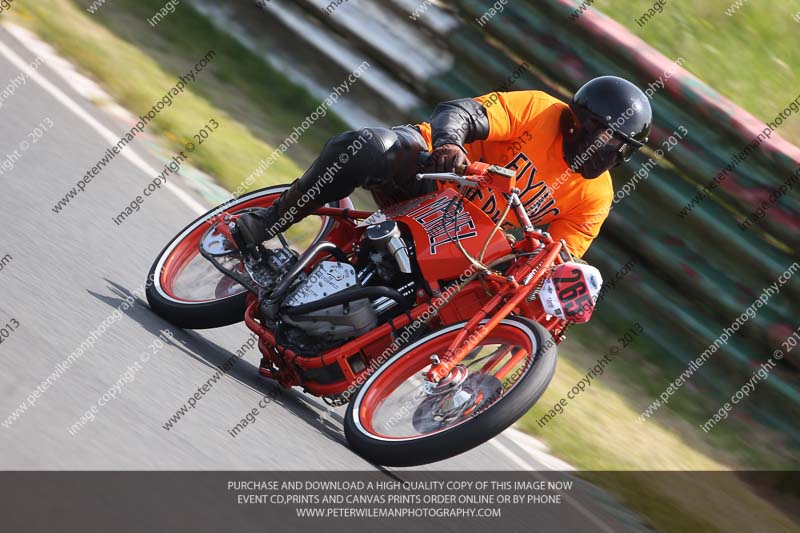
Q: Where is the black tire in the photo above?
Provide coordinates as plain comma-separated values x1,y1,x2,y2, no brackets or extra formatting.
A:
344,317,557,466
145,185,349,329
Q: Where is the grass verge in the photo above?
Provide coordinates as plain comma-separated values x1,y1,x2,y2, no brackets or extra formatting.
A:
593,0,800,146
9,0,350,193
519,326,797,532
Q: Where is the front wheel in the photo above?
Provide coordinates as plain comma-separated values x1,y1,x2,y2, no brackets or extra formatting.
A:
344,317,557,466
145,185,351,329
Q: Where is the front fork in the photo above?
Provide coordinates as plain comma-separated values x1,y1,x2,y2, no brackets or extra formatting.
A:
425,238,563,383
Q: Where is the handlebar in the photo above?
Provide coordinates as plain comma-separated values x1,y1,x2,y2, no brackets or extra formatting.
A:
415,171,479,188
416,150,534,233
415,153,517,194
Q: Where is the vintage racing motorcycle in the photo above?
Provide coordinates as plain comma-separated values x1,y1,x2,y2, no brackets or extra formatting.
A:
145,157,602,466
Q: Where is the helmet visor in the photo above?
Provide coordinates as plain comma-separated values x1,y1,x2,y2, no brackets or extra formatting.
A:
578,110,644,163
586,125,636,166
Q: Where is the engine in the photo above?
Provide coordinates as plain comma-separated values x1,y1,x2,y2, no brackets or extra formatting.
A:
281,261,377,340
276,220,418,352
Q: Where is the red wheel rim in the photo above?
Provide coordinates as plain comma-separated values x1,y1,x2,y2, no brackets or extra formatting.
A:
155,191,331,303
355,323,535,441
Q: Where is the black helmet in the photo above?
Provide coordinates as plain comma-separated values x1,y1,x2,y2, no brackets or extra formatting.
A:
562,76,652,179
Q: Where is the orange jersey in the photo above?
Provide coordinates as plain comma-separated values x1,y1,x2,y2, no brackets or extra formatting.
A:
416,91,613,257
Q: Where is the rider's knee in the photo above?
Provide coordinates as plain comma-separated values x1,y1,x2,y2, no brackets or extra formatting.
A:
322,128,393,187
319,127,425,198
330,128,396,159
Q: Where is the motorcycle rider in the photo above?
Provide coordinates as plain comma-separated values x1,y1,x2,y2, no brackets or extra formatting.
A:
233,76,652,259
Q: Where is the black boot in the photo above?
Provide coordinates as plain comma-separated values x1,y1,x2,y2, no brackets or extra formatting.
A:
232,179,326,257
231,204,281,259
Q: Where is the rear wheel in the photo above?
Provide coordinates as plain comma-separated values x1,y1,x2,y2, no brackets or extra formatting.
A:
145,185,351,329
344,317,557,466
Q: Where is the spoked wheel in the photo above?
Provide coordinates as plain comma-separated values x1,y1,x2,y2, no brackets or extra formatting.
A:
145,185,351,329
344,317,556,466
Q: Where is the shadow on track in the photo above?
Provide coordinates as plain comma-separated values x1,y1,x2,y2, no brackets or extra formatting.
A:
88,278,352,450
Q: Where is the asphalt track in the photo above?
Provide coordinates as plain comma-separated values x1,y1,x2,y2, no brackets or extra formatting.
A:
0,25,647,532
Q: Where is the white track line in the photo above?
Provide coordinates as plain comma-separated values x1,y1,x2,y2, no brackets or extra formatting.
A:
489,437,541,470
0,32,206,216
490,438,615,533
505,426,575,471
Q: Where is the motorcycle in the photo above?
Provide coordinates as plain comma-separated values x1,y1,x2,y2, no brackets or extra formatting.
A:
145,157,602,466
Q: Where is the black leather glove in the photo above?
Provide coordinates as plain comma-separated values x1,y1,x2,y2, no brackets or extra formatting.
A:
430,143,469,173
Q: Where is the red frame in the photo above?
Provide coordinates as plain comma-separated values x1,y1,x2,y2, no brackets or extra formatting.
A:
242,185,571,397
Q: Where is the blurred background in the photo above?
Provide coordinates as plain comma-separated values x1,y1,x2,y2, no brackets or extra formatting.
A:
3,0,799,530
